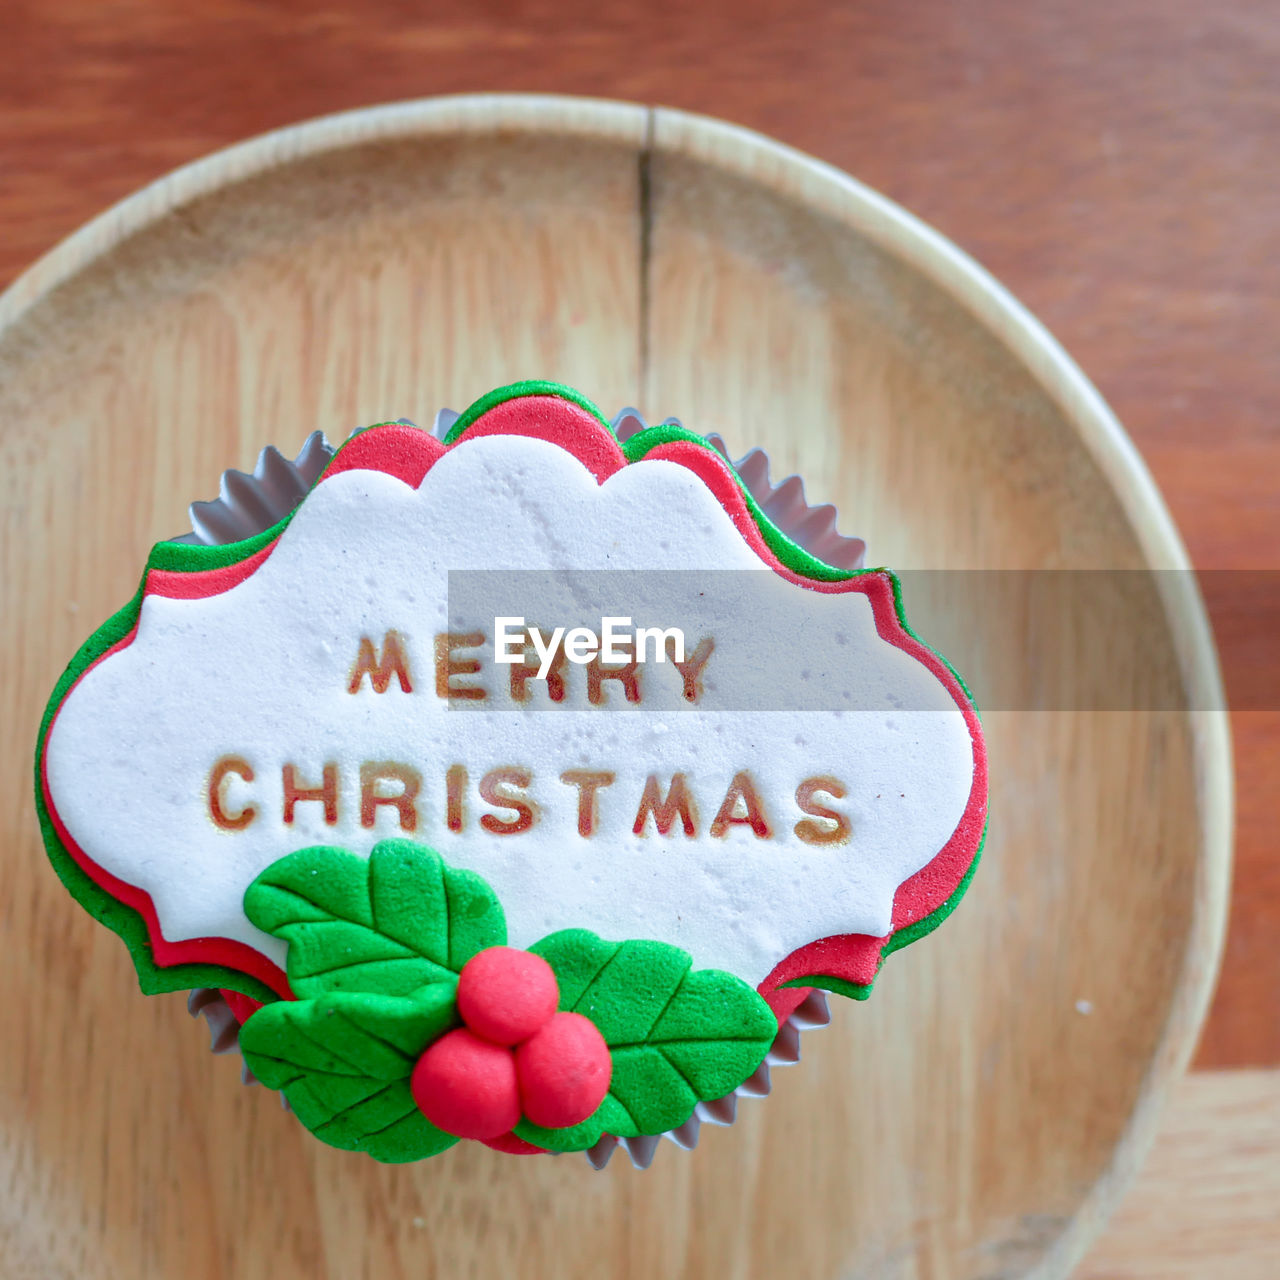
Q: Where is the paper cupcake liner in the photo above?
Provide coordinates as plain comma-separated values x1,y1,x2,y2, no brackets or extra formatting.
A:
184,403,862,1169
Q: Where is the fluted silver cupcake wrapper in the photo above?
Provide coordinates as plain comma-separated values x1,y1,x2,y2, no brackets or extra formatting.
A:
582,987,831,1169
183,404,863,1170
611,409,865,572
176,408,866,571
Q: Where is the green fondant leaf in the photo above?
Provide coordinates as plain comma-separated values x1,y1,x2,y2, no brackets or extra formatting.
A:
512,1111,610,1155
244,840,505,997
523,930,777,1150
240,983,458,1080
239,985,459,1163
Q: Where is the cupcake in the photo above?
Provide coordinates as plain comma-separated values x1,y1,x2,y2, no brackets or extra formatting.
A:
36,380,987,1167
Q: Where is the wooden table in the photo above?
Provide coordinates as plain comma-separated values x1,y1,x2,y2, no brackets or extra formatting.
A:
1082,1070,1280,1276
2,2,1275,1272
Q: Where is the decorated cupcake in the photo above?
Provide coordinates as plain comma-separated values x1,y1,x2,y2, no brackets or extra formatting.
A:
36,381,986,1167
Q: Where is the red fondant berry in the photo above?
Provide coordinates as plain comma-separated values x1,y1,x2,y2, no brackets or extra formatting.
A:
457,946,560,1046
516,1011,612,1129
411,1027,521,1140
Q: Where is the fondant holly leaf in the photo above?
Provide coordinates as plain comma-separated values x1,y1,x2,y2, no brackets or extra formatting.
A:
244,840,505,997
239,984,459,1163
515,930,777,1152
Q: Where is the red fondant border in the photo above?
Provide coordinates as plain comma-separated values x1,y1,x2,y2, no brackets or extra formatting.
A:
41,395,986,1008
39,629,292,998
147,537,282,600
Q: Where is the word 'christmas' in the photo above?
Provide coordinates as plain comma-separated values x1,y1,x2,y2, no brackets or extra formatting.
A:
207,758,851,846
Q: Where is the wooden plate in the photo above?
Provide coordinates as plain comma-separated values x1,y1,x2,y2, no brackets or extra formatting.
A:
0,95,1231,1279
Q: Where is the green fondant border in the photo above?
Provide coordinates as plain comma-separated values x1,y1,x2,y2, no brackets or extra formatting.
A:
149,515,289,574
34,582,278,1003
35,379,983,1006
441,379,612,443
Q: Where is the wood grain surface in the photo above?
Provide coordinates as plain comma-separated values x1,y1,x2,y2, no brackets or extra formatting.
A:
1,1,1271,1069
1081,1069,1280,1278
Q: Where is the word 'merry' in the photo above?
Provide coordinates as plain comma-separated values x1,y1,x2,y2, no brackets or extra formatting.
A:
348,630,716,704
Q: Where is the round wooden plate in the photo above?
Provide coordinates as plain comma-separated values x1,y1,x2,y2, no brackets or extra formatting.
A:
0,95,1231,1279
